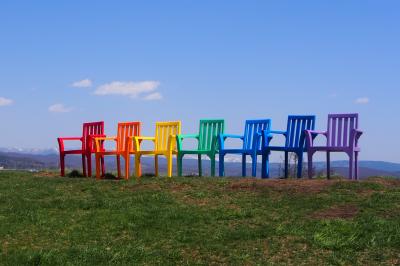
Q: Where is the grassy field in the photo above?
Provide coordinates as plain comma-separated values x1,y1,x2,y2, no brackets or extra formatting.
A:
0,172,400,265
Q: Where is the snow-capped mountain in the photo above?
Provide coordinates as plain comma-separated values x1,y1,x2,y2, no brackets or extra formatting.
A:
0,147,58,155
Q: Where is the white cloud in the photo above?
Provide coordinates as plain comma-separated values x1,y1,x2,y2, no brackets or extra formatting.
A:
0,97,13,106
94,81,161,99
355,97,370,104
48,104,73,113
144,92,162,101
72,79,92,88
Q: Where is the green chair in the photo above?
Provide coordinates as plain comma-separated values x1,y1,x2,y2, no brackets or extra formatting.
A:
177,119,225,177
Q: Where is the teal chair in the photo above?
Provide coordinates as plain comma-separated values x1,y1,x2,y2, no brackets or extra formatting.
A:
177,119,224,176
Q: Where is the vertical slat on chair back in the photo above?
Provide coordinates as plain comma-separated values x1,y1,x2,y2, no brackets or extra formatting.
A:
155,121,181,151
82,121,104,150
327,113,358,147
198,119,225,151
117,122,141,152
285,116,316,148
243,119,271,151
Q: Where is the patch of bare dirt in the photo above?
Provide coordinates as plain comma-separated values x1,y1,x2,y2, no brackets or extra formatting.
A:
368,178,400,188
180,195,211,207
228,179,340,194
33,171,59,178
311,205,359,219
169,183,192,193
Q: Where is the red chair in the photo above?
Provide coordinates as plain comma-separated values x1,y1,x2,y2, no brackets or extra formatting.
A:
57,121,105,177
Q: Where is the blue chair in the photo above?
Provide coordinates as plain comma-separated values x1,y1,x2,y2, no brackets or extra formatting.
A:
261,115,316,178
219,119,271,177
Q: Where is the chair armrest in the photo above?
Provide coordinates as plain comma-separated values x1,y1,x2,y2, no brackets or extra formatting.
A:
128,136,156,151
269,130,287,135
93,136,117,152
306,130,327,136
261,130,274,147
87,134,107,151
351,129,363,147
262,130,287,147
57,137,82,152
354,129,363,138
58,137,82,141
167,134,177,151
304,130,327,148
218,134,244,151
176,134,199,151
177,134,199,140
95,137,117,141
221,134,244,139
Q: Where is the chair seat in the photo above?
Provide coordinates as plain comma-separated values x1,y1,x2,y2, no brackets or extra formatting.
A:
62,149,84,155
264,146,303,152
137,150,177,155
309,146,360,152
220,149,262,155
179,150,214,155
95,150,120,155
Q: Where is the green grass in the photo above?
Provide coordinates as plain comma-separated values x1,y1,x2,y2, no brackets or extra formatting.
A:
1,171,400,265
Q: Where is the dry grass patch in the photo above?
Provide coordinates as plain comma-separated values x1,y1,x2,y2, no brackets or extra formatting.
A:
367,177,400,188
33,171,60,178
311,205,359,219
229,178,340,194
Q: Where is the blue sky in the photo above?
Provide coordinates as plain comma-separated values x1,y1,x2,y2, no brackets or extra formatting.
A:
0,1,399,162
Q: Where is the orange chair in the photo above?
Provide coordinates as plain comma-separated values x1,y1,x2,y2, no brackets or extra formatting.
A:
127,121,181,178
94,122,141,179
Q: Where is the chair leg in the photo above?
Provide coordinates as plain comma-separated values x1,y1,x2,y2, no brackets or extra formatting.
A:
82,154,87,177
60,154,65,177
167,154,173,178
95,154,101,179
135,155,142,178
297,153,303,179
284,152,289,178
198,154,202,177
210,155,216,177
116,155,121,178
261,152,270,178
178,154,183,177
242,154,246,177
354,151,359,180
327,152,331,179
176,155,179,176
307,152,313,179
155,155,159,177
101,155,105,176
87,154,92,177
219,153,225,177
348,153,354,180
251,155,257,177
124,154,130,179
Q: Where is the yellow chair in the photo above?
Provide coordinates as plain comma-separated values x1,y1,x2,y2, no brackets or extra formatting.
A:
127,121,181,178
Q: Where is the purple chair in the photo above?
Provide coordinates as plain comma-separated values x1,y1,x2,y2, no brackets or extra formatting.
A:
305,113,363,180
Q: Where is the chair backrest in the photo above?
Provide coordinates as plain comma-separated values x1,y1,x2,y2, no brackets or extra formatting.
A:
117,122,141,152
285,115,316,148
155,121,181,151
198,119,225,151
327,113,358,148
243,119,271,151
82,121,104,150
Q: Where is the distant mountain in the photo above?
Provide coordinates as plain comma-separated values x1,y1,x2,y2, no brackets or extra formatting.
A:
331,167,400,178
0,150,399,178
0,147,58,155
315,160,400,173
